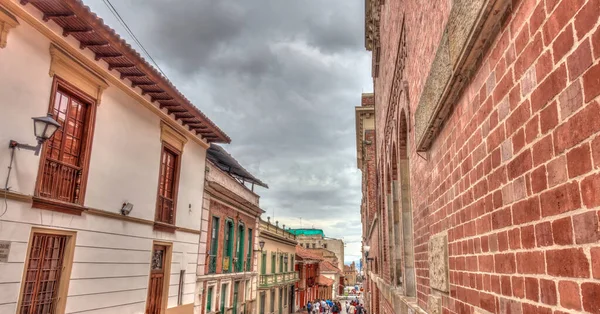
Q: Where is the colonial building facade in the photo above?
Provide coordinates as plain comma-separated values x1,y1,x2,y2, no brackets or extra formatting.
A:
256,219,299,314
197,145,267,314
359,0,600,313
294,245,322,309
0,1,229,313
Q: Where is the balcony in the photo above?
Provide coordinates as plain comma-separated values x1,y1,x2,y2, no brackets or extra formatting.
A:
258,272,299,289
38,158,82,203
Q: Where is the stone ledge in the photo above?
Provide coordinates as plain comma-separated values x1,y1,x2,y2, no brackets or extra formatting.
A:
414,0,511,152
367,272,426,314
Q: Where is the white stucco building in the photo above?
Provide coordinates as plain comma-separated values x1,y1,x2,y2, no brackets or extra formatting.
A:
0,1,229,313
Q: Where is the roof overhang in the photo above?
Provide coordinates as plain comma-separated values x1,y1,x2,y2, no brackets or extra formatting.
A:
14,0,230,143
207,144,268,188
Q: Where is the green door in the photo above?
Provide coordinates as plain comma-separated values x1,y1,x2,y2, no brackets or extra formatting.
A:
221,283,227,313
206,286,213,312
261,253,267,275
233,281,239,314
259,292,265,314
278,288,283,314
224,220,234,272
236,224,245,272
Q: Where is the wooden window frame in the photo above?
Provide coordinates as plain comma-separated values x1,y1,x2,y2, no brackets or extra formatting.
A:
33,76,98,215
145,241,172,314
16,227,77,314
153,141,182,232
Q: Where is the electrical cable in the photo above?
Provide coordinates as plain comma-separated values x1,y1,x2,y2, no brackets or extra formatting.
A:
101,0,169,79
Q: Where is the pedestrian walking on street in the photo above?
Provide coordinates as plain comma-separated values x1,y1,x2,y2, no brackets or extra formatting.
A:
307,301,313,314
348,303,356,314
332,301,341,314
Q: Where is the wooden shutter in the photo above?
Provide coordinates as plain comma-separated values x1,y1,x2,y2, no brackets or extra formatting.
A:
156,144,180,224
38,88,89,204
19,233,68,314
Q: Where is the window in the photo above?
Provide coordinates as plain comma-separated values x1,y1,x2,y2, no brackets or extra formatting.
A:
270,290,275,312
18,230,75,314
279,254,284,273
259,292,265,314
209,217,219,274
291,256,295,272
323,243,328,249
36,80,96,208
271,253,276,274
223,220,234,272
261,252,267,275
206,286,214,312
312,243,315,249
155,143,181,225
235,223,245,272
246,228,253,271
284,254,288,272
220,283,228,312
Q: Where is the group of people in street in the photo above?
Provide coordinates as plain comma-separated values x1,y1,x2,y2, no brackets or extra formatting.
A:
306,298,365,314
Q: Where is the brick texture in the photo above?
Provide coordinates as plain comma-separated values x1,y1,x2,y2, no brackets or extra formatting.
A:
362,0,600,313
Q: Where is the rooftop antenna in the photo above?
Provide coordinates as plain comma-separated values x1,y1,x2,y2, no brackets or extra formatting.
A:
299,217,302,228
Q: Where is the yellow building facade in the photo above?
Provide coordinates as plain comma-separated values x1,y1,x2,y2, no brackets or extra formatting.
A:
256,220,299,314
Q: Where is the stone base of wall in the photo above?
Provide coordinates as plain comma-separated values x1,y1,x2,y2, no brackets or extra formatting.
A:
368,272,426,314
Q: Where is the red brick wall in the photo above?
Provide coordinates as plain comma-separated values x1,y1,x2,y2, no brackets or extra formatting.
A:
371,0,600,313
205,200,257,274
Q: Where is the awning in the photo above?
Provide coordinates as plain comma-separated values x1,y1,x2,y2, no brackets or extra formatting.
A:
207,144,268,188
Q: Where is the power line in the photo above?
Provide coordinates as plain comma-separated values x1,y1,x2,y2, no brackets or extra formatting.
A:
101,0,168,78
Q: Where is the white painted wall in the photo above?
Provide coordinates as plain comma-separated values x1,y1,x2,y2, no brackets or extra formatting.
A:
0,10,208,313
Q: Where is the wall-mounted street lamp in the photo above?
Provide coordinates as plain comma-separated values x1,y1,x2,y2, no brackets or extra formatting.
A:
258,240,265,252
4,114,61,191
283,254,289,264
364,245,373,261
9,114,61,156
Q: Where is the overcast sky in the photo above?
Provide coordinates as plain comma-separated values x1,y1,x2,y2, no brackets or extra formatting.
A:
83,0,372,264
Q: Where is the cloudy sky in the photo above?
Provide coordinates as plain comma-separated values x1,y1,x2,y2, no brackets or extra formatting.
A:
83,0,372,264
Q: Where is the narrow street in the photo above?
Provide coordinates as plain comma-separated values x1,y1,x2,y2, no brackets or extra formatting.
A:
0,0,599,314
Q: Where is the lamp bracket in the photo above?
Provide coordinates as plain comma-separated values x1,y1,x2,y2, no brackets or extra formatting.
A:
9,140,42,156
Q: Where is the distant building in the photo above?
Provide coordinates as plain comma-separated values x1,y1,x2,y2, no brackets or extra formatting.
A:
294,245,322,309
319,260,344,299
289,229,345,271
343,262,358,286
256,219,299,314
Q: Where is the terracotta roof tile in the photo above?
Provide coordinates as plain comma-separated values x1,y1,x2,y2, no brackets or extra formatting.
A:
317,275,334,286
19,0,230,143
296,245,323,261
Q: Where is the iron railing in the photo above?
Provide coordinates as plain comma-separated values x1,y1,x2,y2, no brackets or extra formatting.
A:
208,255,217,274
259,272,299,288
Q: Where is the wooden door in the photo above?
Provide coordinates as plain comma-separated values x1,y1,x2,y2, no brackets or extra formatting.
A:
19,233,68,314
146,245,167,314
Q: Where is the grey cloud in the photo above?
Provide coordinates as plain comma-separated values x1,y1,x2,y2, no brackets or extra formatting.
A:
83,0,371,260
